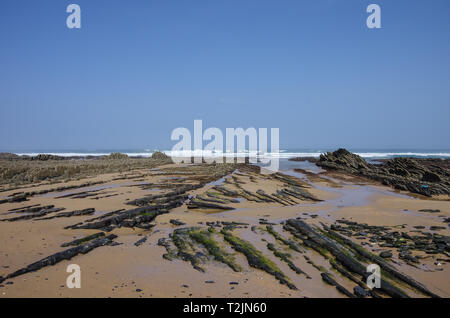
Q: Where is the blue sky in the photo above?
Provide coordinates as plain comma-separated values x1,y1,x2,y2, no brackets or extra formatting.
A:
0,0,449,151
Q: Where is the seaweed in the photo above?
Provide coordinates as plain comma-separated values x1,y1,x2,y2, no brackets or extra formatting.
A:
267,243,311,279
189,229,241,272
221,230,297,290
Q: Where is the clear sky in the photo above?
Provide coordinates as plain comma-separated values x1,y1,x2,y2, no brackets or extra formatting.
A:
0,0,449,151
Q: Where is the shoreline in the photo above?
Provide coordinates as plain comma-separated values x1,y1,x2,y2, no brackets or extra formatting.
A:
3,149,450,160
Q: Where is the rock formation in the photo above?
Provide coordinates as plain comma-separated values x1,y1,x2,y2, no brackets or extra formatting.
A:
317,149,450,196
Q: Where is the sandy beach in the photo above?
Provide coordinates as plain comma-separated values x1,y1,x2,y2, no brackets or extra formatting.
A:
0,152,448,298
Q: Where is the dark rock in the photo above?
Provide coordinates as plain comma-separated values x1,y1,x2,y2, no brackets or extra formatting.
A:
108,152,128,159
379,251,393,258
430,226,446,231
422,172,441,182
151,151,169,160
7,194,28,204
134,236,148,246
259,220,276,225
5,234,117,280
317,149,450,197
223,231,297,290
37,208,95,220
354,286,371,298
170,219,186,226
320,273,355,298
188,198,234,211
31,154,65,161
280,186,321,202
419,209,441,213
319,148,371,171
72,205,173,230
1,207,65,222
61,232,105,247
127,184,200,207
285,219,440,298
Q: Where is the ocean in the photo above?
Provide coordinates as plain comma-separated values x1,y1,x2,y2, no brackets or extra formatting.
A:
9,149,450,160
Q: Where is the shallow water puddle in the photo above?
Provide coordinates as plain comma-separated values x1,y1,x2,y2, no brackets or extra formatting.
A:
400,209,444,223
205,176,226,187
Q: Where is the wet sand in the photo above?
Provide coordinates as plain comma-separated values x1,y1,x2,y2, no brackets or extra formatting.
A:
0,161,448,298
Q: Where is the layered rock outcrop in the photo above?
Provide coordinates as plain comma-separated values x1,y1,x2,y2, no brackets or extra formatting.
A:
317,149,450,197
